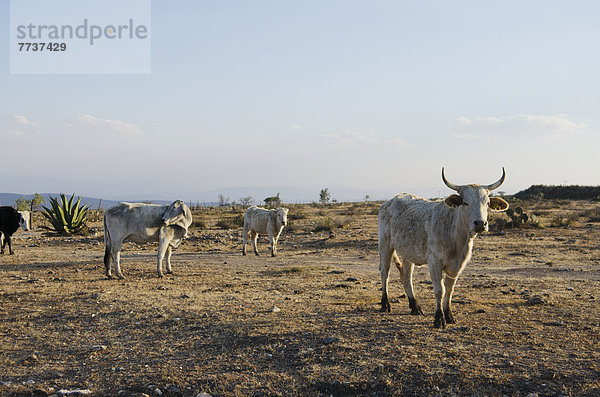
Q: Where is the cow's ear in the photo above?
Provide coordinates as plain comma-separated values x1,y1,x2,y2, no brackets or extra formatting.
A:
489,197,509,211
444,194,463,208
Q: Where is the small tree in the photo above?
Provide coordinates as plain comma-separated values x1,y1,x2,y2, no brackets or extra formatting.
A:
364,194,371,202
240,196,253,207
218,193,230,207
15,196,31,211
14,194,44,228
264,193,281,207
319,188,331,204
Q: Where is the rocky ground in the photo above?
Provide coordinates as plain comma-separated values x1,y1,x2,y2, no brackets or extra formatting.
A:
0,201,599,396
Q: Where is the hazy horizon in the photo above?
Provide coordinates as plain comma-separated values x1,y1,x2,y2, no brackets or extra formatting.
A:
2,1,599,201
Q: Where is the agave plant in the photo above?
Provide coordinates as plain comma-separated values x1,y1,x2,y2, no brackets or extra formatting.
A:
41,193,88,234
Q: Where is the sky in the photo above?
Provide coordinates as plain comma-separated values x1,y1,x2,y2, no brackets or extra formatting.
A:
1,0,599,203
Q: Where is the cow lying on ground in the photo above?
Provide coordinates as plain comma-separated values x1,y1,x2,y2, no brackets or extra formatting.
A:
378,168,509,328
0,207,30,255
103,200,193,278
242,206,288,256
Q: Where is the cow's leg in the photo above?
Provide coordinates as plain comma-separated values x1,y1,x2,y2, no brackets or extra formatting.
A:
379,246,393,312
111,243,124,279
269,230,276,257
242,225,249,255
165,245,173,274
104,245,112,278
6,235,14,255
443,274,458,324
157,240,169,278
429,259,446,329
400,261,424,315
0,233,4,254
251,231,259,256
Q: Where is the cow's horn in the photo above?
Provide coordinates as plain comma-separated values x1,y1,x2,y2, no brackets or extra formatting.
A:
486,167,506,191
441,167,460,191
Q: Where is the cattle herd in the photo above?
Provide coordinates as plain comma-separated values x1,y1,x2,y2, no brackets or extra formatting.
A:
1,168,510,329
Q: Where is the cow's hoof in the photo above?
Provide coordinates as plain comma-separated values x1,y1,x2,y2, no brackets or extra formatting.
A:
166,270,173,275
242,252,247,256
444,310,456,324
408,297,424,315
411,306,424,315
433,309,446,329
271,253,276,257
380,302,391,313
117,275,125,280
254,252,259,256
157,273,164,278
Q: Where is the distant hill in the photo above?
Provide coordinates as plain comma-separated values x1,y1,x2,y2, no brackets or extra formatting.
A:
514,185,600,201
0,193,121,210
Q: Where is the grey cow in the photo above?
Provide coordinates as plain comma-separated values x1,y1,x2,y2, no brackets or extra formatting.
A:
103,200,193,278
242,206,288,256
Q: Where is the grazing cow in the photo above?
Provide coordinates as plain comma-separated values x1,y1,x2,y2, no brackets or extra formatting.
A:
378,168,509,328
103,200,193,278
242,206,288,256
0,207,30,255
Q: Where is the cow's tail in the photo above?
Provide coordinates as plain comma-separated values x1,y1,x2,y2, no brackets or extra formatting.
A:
103,212,111,267
392,251,402,270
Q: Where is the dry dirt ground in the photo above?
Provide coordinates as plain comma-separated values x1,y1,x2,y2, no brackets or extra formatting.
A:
1,201,599,397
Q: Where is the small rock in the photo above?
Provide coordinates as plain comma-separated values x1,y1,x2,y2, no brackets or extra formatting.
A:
449,326,470,333
154,388,163,396
90,345,107,352
271,306,281,313
57,390,93,397
544,321,564,327
527,296,545,305
180,294,191,299
345,277,358,282
197,393,212,397
321,336,339,345
475,309,486,314
566,286,575,291
25,353,39,363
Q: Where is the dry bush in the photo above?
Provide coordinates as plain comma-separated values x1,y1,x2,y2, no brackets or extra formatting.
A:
582,206,600,222
215,214,244,229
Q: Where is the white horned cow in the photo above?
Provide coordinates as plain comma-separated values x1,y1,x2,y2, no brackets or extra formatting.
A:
378,168,509,328
103,200,193,279
242,206,288,256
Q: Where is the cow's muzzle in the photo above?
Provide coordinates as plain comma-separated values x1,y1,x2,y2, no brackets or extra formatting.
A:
473,220,487,233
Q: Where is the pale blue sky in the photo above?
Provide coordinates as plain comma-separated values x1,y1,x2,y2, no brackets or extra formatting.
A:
2,1,599,202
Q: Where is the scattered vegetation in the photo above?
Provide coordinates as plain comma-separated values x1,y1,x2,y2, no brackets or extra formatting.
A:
288,209,306,220
313,216,353,232
215,214,244,229
41,193,88,234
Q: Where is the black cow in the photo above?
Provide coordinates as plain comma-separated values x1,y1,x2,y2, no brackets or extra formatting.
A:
0,207,30,255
